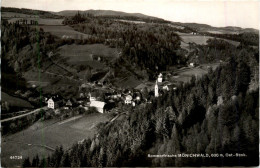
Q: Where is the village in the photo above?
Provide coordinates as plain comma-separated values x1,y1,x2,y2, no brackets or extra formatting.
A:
42,57,220,120
44,72,177,116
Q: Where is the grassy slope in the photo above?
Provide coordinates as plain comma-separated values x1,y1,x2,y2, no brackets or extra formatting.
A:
1,113,110,167
2,92,34,108
58,44,119,62
39,25,91,39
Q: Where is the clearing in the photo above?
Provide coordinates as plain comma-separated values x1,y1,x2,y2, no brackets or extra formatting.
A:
58,44,119,63
178,32,240,49
39,25,91,39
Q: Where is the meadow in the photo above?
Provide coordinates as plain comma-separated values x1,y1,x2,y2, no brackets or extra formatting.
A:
1,113,111,167
178,32,240,49
57,44,120,71
58,44,119,61
39,25,91,39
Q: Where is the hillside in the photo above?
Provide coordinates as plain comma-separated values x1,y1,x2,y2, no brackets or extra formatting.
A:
171,22,259,34
55,9,157,19
1,7,62,18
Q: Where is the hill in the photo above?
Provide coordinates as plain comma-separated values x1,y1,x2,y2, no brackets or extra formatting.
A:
1,7,62,18
171,22,259,34
55,9,157,19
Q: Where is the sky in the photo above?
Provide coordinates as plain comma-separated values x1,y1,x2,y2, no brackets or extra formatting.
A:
2,0,260,29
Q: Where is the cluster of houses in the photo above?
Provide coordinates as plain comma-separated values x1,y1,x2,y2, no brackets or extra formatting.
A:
45,93,111,114
45,73,178,114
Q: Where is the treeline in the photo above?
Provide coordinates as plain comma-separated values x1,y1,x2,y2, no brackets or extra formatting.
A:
1,21,58,73
98,15,170,24
24,47,258,167
187,37,259,65
203,31,259,46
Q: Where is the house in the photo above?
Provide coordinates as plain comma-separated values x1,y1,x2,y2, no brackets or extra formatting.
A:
90,101,106,113
79,93,85,98
163,85,169,91
158,73,163,83
89,92,97,102
163,84,176,91
64,99,73,109
47,95,63,109
132,101,136,107
125,95,133,104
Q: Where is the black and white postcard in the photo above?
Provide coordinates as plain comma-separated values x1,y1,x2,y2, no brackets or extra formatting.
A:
1,0,259,167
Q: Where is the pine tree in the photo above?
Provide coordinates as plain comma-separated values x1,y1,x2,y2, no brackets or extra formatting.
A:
31,154,39,167
22,157,31,167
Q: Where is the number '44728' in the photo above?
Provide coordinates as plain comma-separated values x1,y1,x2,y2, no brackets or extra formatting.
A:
10,156,23,160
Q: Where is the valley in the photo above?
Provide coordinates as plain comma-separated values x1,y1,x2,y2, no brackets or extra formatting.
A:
1,6,259,167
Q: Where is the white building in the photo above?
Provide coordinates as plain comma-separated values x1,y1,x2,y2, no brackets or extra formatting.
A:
47,97,61,109
90,101,106,113
155,80,159,97
189,63,195,67
89,93,97,102
158,73,163,83
163,85,169,91
48,98,55,109
125,95,133,104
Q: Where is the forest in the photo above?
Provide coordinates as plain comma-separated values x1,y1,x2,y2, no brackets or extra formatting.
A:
22,44,259,167
63,13,188,79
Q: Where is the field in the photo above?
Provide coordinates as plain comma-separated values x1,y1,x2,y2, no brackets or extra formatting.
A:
170,63,220,84
115,76,142,89
1,92,33,108
39,25,91,39
1,113,111,167
171,67,208,83
116,19,146,24
57,44,120,71
179,33,213,49
178,32,240,49
58,44,119,62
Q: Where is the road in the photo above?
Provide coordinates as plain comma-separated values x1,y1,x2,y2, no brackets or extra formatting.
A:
0,106,48,123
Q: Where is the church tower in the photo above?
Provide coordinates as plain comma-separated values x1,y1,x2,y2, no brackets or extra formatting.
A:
155,80,159,97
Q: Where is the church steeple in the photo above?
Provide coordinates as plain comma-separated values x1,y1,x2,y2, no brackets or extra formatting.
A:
155,80,159,97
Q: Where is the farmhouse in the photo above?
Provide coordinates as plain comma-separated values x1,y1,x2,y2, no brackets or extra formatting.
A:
47,96,63,109
189,62,195,67
125,95,133,104
90,101,106,113
64,99,73,109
